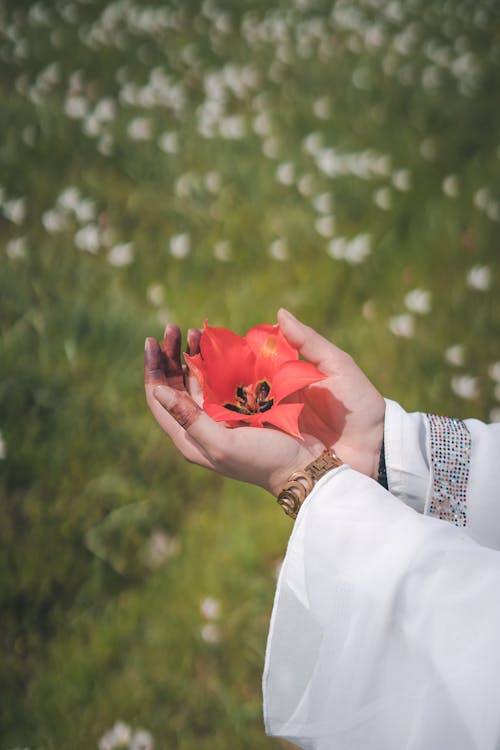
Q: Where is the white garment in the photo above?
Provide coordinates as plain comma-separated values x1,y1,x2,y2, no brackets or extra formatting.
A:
263,403,500,749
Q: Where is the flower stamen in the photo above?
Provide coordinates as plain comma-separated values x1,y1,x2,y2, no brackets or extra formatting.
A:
224,379,274,415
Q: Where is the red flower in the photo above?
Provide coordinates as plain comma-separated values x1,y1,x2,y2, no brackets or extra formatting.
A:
185,322,325,438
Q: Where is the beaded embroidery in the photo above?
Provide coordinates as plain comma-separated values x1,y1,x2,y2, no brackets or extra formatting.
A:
427,414,471,527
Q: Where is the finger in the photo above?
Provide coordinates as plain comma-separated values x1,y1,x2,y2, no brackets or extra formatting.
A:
161,324,184,390
185,327,203,403
144,337,168,386
154,385,229,464
277,308,349,372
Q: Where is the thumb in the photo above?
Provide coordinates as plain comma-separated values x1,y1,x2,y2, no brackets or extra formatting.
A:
277,308,346,372
154,385,228,461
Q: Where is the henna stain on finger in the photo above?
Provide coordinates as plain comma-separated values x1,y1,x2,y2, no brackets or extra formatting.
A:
144,338,168,386
162,324,185,389
163,389,202,431
186,327,202,356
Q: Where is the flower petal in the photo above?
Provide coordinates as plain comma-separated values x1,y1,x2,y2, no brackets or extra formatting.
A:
246,324,299,381
262,402,304,438
204,401,248,423
184,352,205,388
271,360,326,403
198,323,256,403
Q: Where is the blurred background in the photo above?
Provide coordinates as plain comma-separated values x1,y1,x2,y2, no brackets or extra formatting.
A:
1,0,499,747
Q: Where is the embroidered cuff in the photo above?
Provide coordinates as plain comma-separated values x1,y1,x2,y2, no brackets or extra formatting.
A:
426,414,471,527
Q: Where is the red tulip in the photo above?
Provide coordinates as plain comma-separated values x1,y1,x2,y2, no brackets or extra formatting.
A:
185,322,326,438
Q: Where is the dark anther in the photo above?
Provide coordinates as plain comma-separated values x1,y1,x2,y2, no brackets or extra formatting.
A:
224,379,273,415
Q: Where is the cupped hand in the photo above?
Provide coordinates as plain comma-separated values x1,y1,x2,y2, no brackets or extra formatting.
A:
277,309,385,480
144,326,326,496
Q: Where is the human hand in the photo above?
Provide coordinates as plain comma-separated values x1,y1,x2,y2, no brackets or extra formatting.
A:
144,326,326,496
277,309,385,480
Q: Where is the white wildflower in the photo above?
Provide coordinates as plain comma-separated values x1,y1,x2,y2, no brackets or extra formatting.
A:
466,265,491,291
219,115,245,139
473,187,489,210
327,237,347,260
98,721,132,750
82,114,101,138
146,284,164,306
374,187,392,210
169,233,190,258
388,314,415,339
262,137,280,159
275,162,295,186
252,112,272,137
204,171,221,194
344,233,371,264
65,95,87,119
488,362,500,382
108,242,134,267
269,238,288,261
74,199,96,224
302,132,323,156
313,96,330,119
74,224,100,253
3,198,26,225
57,186,80,211
445,345,465,367
214,240,231,261
130,729,155,750
314,215,336,238
201,623,221,644
200,596,220,620
94,98,116,122
42,209,67,233
404,289,432,315
451,374,479,400
297,174,314,196
144,530,179,570
127,117,152,141
486,201,500,222
419,138,436,161
392,169,411,192
158,131,179,154
6,236,27,259
442,175,459,198
312,192,332,214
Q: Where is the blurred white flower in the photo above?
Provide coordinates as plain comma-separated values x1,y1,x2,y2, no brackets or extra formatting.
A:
451,374,479,400
314,215,336,238
128,117,152,141
388,314,415,338
94,98,116,122
373,187,392,210
473,187,489,210
6,236,27,259
442,175,459,198
404,288,432,314
42,209,67,233
144,530,179,570
445,345,465,367
313,96,330,119
98,721,132,750
392,169,411,192
57,186,80,211
74,199,96,224
130,729,154,750
302,132,323,156
327,237,347,260
200,596,220,620
466,265,491,291
219,115,245,139
204,171,221,194
65,95,87,119
3,198,26,225
275,162,295,186
252,111,272,137
146,284,164,306
108,242,134,267
75,224,100,253
489,362,500,382
169,233,190,258
419,138,436,161
0,430,6,460
269,238,288,261
82,114,101,138
214,240,231,261
486,201,500,222
362,299,376,320
297,174,314,196
344,233,371,264
158,131,179,154
201,623,221,644
312,192,332,214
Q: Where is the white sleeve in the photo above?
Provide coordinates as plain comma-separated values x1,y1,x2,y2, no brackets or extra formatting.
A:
263,467,500,750
384,399,500,549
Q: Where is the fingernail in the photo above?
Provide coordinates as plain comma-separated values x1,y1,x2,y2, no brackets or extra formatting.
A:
154,385,176,408
279,308,298,323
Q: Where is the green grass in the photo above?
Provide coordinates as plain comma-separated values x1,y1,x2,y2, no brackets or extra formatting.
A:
1,0,500,747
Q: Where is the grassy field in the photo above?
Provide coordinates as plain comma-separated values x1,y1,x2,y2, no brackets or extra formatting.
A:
1,0,500,747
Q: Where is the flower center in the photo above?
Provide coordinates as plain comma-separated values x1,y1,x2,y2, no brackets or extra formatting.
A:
224,379,274,415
